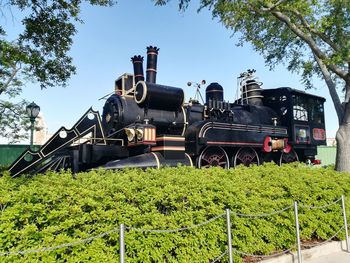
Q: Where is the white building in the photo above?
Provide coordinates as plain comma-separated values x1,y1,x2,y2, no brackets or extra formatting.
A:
34,113,52,145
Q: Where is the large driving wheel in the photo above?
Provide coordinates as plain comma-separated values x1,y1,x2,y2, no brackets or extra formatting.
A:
279,149,299,165
197,146,229,169
233,147,260,167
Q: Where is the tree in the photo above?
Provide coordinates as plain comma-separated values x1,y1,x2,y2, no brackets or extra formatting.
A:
155,0,350,172
0,0,116,142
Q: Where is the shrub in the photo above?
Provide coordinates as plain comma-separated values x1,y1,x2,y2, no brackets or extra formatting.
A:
0,163,349,262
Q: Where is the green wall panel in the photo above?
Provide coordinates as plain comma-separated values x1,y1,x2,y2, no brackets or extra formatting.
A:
0,145,29,166
316,146,336,166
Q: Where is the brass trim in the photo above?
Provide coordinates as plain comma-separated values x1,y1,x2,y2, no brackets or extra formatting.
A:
185,153,193,167
151,146,185,151
134,81,147,104
156,136,185,141
206,90,223,93
181,106,187,136
150,152,160,168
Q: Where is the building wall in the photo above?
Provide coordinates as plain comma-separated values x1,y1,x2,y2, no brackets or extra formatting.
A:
34,114,51,145
316,146,336,166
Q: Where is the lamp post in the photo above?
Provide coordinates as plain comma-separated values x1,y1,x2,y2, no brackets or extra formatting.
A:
26,101,40,149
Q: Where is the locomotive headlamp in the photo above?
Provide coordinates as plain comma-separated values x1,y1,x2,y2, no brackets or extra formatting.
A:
135,128,144,140
124,128,135,142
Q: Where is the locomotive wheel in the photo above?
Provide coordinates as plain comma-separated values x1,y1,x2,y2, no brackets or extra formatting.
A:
197,146,229,169
233,147,260,167
279,149,299,165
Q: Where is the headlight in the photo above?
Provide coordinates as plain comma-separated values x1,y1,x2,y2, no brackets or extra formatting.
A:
135,128,144,140
124,128,135,142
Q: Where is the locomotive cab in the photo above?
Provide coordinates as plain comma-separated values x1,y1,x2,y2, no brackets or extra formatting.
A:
262,87,326,162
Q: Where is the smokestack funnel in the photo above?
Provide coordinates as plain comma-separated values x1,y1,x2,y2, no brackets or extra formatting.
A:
131,55,144,83
146,46,159,83
241,80,264,106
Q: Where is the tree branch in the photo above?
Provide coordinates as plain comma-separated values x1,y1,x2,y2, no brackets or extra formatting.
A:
313,53,344,124
246,1,348,79
0,101,23,115
288,9,340,52
269,9,348,79
260,0,287,12
342,102,350,124
345,74,350,103
0,62,21,95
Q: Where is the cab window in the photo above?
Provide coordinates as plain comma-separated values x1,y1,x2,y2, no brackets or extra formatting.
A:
310,99,324,124
292,95,308,121
292,95,325,124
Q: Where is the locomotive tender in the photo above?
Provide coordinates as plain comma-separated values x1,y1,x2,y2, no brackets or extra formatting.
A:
9,46,326,177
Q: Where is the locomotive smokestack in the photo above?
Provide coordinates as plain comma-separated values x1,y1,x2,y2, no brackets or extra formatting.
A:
146,46,159,83
242,80,264,106
131,55,145,83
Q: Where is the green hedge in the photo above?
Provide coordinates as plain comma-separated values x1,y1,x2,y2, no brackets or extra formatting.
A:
0,163,350,262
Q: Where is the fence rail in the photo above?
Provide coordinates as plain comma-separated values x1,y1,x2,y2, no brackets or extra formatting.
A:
0,196,349,263
0,228,120,256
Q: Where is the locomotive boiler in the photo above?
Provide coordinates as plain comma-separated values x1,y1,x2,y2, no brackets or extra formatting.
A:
9,46,327,177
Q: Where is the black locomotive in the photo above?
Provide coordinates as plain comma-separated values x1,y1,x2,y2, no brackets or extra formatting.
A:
9,46,326,177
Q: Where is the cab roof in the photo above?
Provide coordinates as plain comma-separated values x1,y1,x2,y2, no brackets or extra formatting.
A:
262,87,326,102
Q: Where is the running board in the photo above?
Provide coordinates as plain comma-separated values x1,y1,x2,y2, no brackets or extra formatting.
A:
9,108,106,177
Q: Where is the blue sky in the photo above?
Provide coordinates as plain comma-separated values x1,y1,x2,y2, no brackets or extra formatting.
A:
2,0,338,142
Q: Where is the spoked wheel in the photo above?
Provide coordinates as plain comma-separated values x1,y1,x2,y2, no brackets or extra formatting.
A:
279,149,299,165
197,146,229,169
233,147,260,167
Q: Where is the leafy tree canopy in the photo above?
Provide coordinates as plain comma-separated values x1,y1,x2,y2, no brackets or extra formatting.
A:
0,0,116,142
155,0,350,116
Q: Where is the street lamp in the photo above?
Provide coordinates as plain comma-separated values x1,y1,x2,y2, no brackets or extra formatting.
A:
26,101,40,149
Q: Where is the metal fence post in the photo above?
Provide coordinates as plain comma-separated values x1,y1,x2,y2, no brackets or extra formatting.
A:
120,224,125,263
226,209,234,263
294,202,302,263
341,195,350,252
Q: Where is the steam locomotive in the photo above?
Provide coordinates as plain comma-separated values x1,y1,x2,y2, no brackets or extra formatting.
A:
9,46,326,177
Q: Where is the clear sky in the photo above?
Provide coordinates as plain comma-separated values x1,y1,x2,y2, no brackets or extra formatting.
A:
2,0,338,143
